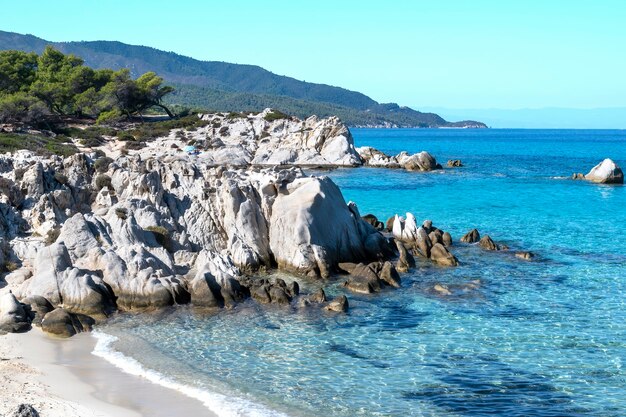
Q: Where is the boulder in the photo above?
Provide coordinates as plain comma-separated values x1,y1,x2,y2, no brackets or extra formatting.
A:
307,288,327,304
584,159,623,184
395,240,415,272
325,295,349,312
478,235,499,251
430,243,459,266
379,261,401,288
447,159,463,167
414,226,432,258
442,232,453,247
189,252,247,308
59,268,116,318
402,151,439,171
0,292,31,333
269,177,386,277
460,229,480,243
41,308,94,338
21,295,54,326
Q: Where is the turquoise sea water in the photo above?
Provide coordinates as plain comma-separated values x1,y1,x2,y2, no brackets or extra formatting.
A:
96,129,626,417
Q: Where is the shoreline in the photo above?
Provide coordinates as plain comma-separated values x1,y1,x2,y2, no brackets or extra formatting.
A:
0,328,216,417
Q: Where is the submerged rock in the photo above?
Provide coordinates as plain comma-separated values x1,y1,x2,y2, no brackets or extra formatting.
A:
325,295,349,312
515,251,535,260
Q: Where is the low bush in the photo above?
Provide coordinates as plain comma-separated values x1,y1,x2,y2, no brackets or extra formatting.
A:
95,174,112,190
94,157,113,173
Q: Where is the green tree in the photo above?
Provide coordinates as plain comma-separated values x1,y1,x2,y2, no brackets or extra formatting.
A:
30,46,84,114
135,72,174,117
0,50,38,95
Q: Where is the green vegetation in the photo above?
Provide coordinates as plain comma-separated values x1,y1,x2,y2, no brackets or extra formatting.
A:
263,109,290,122
0,31,486,127
0,46,174,125
95,174,112,190
0,132,78,156
93,156,113,173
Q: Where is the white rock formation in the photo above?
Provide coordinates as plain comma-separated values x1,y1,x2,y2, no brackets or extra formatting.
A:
0,149,391,315
584,159,624,184
139,109,363,167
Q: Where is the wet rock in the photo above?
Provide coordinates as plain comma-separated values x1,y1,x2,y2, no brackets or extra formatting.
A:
190,252,247,308
343,263,382,294
325,295,349,312
0,292,31,333
252,285,271,304
515,251,535,260
41,308,94,338
442,232,453,247
286,280,300,297
460,228,480,243
572,173,585,180
379,261,401,288
447,159,463,167
308,288,327,303
343,276,377,294
430,243,459,266
269,286,291,304
422,220,433,233
478,235,499,251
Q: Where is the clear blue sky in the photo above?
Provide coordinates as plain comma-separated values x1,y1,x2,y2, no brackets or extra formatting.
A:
3,0,626,110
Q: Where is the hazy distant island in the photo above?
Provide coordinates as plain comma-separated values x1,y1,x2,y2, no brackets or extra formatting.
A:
0,30,486,129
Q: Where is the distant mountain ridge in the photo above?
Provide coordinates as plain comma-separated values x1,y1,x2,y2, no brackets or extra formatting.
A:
0,30,486,128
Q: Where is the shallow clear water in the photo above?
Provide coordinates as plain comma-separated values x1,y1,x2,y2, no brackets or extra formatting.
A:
98,129,626,417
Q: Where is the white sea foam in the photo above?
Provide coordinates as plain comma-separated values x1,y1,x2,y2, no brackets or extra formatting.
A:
91,330,290,417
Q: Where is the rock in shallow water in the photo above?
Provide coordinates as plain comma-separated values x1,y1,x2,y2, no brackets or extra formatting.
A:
461,229,481,243
478,235,499,251
584,158,624,184
325,295,349,312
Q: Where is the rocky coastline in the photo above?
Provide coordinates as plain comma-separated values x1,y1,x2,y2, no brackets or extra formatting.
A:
0,111,620,343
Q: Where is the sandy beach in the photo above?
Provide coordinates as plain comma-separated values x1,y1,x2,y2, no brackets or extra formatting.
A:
0,328,216,417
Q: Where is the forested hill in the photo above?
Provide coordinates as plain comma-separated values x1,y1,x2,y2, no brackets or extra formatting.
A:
0,30,486,128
